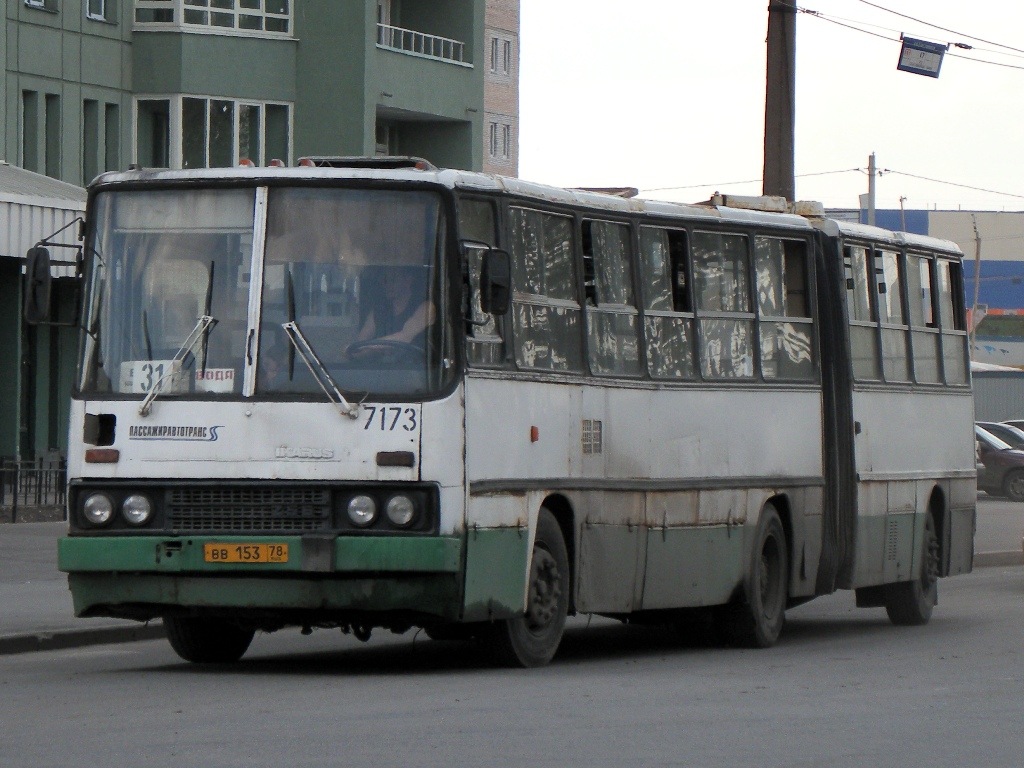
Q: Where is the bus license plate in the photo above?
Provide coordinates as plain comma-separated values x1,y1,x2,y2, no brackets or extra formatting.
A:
203,543,289,564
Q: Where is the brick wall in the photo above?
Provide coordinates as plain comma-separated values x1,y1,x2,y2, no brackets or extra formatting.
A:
483,0,520,176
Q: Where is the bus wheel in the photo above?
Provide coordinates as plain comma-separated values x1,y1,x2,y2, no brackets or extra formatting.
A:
1004,470,1024,502
485,509,569,668
164,616,256,663
721,505,788,648
884,513,939,626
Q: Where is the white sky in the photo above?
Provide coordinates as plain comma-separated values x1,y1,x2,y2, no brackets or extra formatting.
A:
518,0,1024,212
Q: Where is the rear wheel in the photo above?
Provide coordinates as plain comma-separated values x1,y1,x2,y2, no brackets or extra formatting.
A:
884,513,939,626
164,616,255,663
720,505,788,648
484,509,569,668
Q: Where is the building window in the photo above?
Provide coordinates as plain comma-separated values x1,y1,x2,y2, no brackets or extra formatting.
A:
135,0,291,34
83,100,122,185
86,0,107,21
105,103,121,172
135,96,291,169
488,119,513,162
45,95,62,179
84,100,100,184
136,99,171,168
489,33,514,76
375,123,393,155
22,91,40,173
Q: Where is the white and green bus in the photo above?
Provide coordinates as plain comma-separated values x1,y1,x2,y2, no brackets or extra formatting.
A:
39,159,975,666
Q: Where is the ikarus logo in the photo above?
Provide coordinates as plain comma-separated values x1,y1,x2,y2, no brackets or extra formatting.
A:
275,446,335,460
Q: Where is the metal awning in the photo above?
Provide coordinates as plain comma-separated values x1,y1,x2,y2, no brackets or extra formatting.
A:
0,162,86,278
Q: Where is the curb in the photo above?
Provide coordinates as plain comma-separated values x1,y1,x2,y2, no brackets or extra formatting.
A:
0,622,165,656
974,550,1024,568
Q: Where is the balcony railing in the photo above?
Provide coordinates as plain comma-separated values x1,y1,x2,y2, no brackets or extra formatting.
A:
377,23,467,65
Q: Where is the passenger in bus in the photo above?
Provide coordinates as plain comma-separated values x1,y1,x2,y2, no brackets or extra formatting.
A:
346,266,436,359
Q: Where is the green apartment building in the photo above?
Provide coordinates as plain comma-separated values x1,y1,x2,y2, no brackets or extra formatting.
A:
2,0,518,461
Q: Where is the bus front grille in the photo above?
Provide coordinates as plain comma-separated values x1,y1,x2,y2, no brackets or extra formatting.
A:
167,487,332,533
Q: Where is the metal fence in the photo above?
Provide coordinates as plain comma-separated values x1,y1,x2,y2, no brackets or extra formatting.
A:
0,457,67,523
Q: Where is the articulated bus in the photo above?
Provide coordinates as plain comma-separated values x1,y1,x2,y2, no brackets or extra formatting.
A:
39,159,975,667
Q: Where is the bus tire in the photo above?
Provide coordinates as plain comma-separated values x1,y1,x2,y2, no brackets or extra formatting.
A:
721,505,788,648
164,616,256,663
1004,470,1024,502
884,512,939,626
484,508,569,668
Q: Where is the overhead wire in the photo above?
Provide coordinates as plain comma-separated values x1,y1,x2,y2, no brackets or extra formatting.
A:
853,0,1024,55
797,3,1024,71
881,170,1024,201
641,168,860,194
643,168,1024,202
641,3,1024,202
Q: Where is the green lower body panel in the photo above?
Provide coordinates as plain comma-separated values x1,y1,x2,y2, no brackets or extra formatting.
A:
60,535,464,623
851,512,917,588
641,525,746,611
461,526,530,622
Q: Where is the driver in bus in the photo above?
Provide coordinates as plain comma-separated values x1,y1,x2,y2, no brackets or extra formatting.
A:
346,266,436,359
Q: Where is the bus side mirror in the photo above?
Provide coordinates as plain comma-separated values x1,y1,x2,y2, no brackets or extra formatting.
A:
24,246,52,325
481,249,511,316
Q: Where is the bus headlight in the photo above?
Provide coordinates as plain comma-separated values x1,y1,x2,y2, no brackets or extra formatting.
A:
83,493,114,525
385,495,416,527
121,494,153,526
347,495,378,527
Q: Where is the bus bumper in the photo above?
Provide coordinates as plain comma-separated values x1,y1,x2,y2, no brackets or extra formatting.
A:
58,535,464,622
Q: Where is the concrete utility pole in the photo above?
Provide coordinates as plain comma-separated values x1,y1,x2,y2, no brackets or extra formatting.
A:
763,0,796,201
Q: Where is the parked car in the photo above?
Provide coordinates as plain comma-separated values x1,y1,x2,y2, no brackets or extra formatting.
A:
978,421,1024,449
1003,419,1024,433
975,424,1024,501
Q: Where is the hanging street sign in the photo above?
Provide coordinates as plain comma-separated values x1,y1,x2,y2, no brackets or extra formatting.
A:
897,37,948,78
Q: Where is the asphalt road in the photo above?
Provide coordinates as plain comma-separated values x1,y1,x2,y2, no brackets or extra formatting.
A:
1,565,1021,768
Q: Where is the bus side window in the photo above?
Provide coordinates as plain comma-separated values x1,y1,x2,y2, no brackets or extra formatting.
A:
844,244,880,381
509,207,582,372
937,258,969,384
876,249,910,382
582,219,640,376
639,226,695,379
755,237,815,381
460,199,506,367
907,253,941,384
458,198,497,247
692,231,754,379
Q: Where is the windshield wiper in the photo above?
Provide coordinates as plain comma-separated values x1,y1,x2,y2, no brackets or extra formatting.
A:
138,314,218,416
280,320,361,420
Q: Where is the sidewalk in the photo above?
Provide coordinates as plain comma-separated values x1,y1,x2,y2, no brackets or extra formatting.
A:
1,500,1021,656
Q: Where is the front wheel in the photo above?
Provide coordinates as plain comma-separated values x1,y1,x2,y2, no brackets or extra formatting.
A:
164,616,255,663
720,504,789,648
484,509,570,668
884,513,939,626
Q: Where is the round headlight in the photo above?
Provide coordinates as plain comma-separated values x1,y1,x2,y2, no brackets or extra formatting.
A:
347,495,377,527
122,494,153,526
83,493,114,525
385,495,416,527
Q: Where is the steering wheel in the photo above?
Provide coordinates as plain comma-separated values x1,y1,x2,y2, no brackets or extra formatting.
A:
346,338,423,362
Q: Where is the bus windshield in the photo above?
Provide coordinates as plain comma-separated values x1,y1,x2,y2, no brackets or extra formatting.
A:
80,186,450,400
